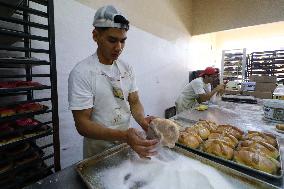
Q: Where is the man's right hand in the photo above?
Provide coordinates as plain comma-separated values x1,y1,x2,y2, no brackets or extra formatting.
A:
126,128,159,158
216,84,225,95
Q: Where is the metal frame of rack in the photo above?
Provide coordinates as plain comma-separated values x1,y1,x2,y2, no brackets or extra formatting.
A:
246,50,284,83
0,0,60,187
221,48,247,84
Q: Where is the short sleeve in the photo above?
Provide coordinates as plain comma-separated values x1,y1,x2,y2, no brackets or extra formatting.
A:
191,79,206,95
68,69,94,110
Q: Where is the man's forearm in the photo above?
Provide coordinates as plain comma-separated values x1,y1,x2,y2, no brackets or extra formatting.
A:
75,117,128,142
130,100,148,130
198,88,218,102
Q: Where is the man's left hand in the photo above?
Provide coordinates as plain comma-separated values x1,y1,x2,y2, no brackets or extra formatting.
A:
141,115,156,131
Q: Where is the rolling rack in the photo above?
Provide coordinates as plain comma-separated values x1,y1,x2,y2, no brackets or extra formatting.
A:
246,50,284,83
0,0,60,188
221,48,247,84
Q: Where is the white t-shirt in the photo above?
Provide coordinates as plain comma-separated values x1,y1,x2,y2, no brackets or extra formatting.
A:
68,53,139,157
68,53,138,113
175,77,211,113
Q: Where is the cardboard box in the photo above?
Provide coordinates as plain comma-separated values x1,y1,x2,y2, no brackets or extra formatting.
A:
243,91,272,99
241,82,256,91
249,75,277,83
255,82,277,92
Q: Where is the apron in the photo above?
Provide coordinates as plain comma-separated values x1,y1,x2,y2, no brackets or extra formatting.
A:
83,54,132,158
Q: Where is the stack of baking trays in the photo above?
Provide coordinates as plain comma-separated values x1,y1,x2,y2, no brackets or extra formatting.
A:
221,94,257,104
0,101,52,189
0,142,51,188
176,120,283,188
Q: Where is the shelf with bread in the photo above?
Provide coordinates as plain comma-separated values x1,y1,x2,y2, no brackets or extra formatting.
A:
0,57,50,68
176,120,282,179
221,48,247,84
0,102,49,122
0,1,60,187
0,80,50,95
0,119,52,147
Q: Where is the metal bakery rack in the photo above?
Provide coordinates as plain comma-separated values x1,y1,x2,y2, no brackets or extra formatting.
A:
0,0,60,188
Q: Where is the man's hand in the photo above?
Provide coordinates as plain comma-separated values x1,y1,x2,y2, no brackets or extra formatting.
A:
126,128,159,158
145,116,156,124
216,84,225,96
140,116,156,131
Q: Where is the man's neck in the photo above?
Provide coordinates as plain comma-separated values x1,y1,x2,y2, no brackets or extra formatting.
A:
97,50,113,65
202,77,209,84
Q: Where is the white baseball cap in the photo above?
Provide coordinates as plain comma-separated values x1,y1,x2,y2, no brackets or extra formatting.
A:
93,5,129,30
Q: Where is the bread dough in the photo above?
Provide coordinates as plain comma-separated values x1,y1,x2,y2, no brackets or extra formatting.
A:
147,118,179,148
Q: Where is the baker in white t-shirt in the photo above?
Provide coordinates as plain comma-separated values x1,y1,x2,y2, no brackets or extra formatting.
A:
68,5,158,158
175,67,225,113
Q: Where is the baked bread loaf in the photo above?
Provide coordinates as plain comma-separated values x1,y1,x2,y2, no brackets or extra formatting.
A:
15,118,39,127
276,124,284,131
202,139,234,160
178,131,203,149
185,124,210,140
0,108,16,117
147,118,180,148
208,132,238,147
16,103,46,114
216,125,244,140
234,150,280,174
198,120,218,132
203,139,234,159
238,140,279,159
244,131,277,147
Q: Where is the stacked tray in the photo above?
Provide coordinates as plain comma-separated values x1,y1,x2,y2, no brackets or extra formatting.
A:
0,120,52,147
176,120,283,182
0,142,51,189
222,94,257,104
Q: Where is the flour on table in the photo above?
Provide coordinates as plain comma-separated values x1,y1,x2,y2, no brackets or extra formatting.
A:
100,148,239,189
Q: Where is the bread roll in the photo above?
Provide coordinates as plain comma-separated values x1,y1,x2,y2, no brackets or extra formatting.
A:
192,123,210,140
202,139,234,160
198,120,218,132
178,131,202,149
238,140,279,159
244,131,277,147
276,124,284,131
217,125,244,140
208,132,238,147
234,150,280,174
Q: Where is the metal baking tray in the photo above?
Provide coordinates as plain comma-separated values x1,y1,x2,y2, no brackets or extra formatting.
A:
221,95,257,104
176,137,283,180
76,143,282,189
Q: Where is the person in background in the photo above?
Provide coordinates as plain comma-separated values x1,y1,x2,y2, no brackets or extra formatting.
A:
68,5,158,159
175,67,225,114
